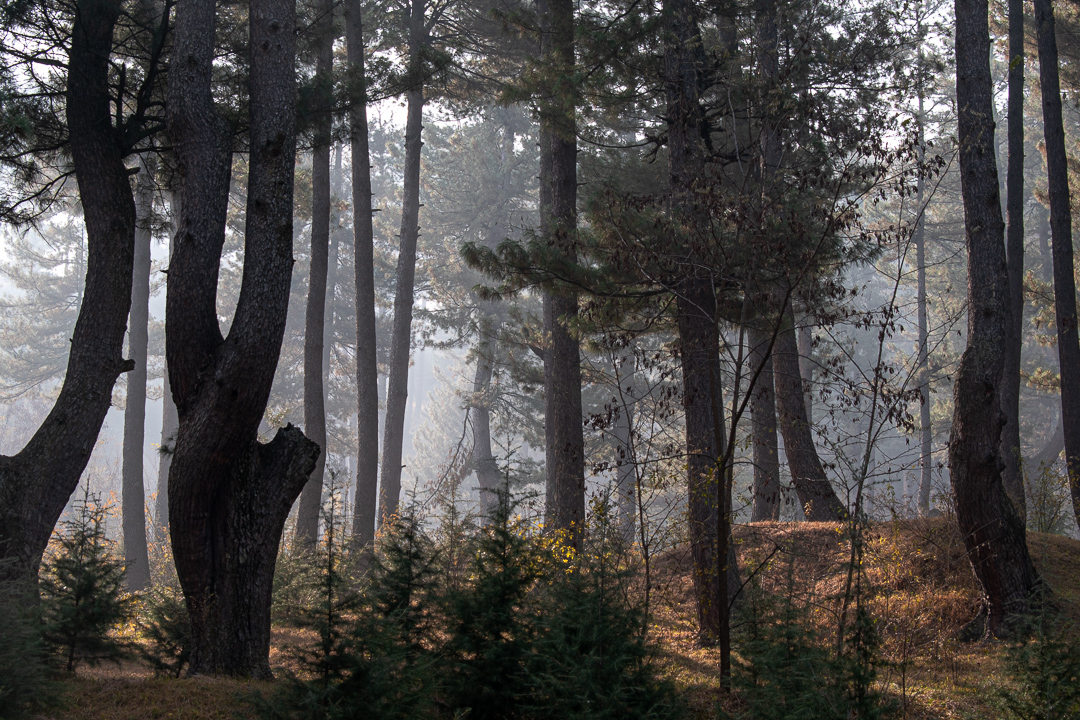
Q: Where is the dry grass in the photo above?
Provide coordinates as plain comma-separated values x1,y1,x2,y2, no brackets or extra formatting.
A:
31,519,1080,720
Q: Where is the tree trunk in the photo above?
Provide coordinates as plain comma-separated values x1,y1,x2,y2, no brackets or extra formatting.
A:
166,0,318,676
346,0,380,547
470,319,503,519
613,400,636,543
749,326,782,521
122,160,154,592
379,0,427,522
537,0,584,545
950,0,1039,636
0,0,136,583
156,192,181,539
797,323,814,425
915,73,934,516
295,0,335,550
1035,0,1080,531
1000,0,1027,518
773,304,846,520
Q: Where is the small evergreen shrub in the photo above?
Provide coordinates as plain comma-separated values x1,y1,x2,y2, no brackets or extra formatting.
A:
137,583,191,677
992,613,1080,720
40,488,134,672
0,572,61,718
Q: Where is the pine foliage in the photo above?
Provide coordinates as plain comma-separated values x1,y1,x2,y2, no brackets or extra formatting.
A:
993,613,1080,720
0,573,60,718
39,489,134,672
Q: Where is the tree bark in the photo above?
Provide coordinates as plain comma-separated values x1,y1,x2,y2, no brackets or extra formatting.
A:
950,0,1039,636
346,0,380,548
749,326,782,521
122,160,154,592
166,0,318,676
295,0,335,550
915,78,934,515
797,323,814,425
773,304,846,520
469,319,503,519
156,192,181,539
379,0,427,522
0,0,136,584
1034,0,1080,530
613,400,636,543
1000,0,1027,518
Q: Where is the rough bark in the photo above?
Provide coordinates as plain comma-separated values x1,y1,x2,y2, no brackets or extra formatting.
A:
346,0,380,547
749,326,782,521
1035,0,1080,529
156,192,181,538
469,320,503,519
122,160,154,591
0,0,136,583
950,0,1040,636
166,0,318,676
295,0,335,549
538,0,585,544
379,0,427,522
773,305,846,520
1000,0,1027,518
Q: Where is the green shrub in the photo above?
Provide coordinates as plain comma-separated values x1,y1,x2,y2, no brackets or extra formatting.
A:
992,612,1080,720
0,573,61,719
137,583,191,677
40,488,134,672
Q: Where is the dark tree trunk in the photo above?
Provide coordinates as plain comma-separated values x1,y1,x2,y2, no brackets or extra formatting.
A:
295,0,335,550
156,192,181,538
470,319,503,519
951,0,1039,636
538,0,584,545
1000,0,1027,518
1035,0,1080,530
379,0,427,521
749,326,781,522
772,305,846,520
346,0,380,547
0,0,135,583
166,0,318,677
122,160,154,591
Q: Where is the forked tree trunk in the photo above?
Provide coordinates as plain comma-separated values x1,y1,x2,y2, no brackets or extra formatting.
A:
166,0,318,676
1035,0,1080,530
772,305,846,520
346,0,380,547
749,326,781,521
0,0,136,584
379,0,427,521
950,0,1039,636
538,0,585,545
1000,0,1027,518
295,0,335,549
122,160,154,592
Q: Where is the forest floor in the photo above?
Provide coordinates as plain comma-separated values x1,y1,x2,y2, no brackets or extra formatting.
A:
36,517,1080,720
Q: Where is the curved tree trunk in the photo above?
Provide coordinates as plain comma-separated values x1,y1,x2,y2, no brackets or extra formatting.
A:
950,0,1039,636
1000,0,1027,518
0,0,136,584
538,0,585,545
379,0,427,521
1035,0,1080,531
295,0,335,550
749,326,782,522
122,160,154,592
772,304,846,520
166,0,318,677
346,0,380,548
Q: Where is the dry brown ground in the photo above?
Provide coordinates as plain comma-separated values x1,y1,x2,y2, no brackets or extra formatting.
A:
32,519,1080,720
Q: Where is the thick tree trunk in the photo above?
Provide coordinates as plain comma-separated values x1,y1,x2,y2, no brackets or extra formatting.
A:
156,192,181,538
346,0,380,547
537,0,585,545
166,0,318,676
1000,0,1027,518
1035,0,1080,530
951,0,1039,636
122,160,154,591
749,326,782,521
773,305,846,520
295,0,335,550
470,320,503,519
379,0,427,521
0,0,136,584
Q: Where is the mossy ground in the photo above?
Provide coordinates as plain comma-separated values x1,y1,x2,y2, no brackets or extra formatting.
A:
32,519,1080,720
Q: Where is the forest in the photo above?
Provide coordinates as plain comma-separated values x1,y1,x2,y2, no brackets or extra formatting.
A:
2,0,1080,716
